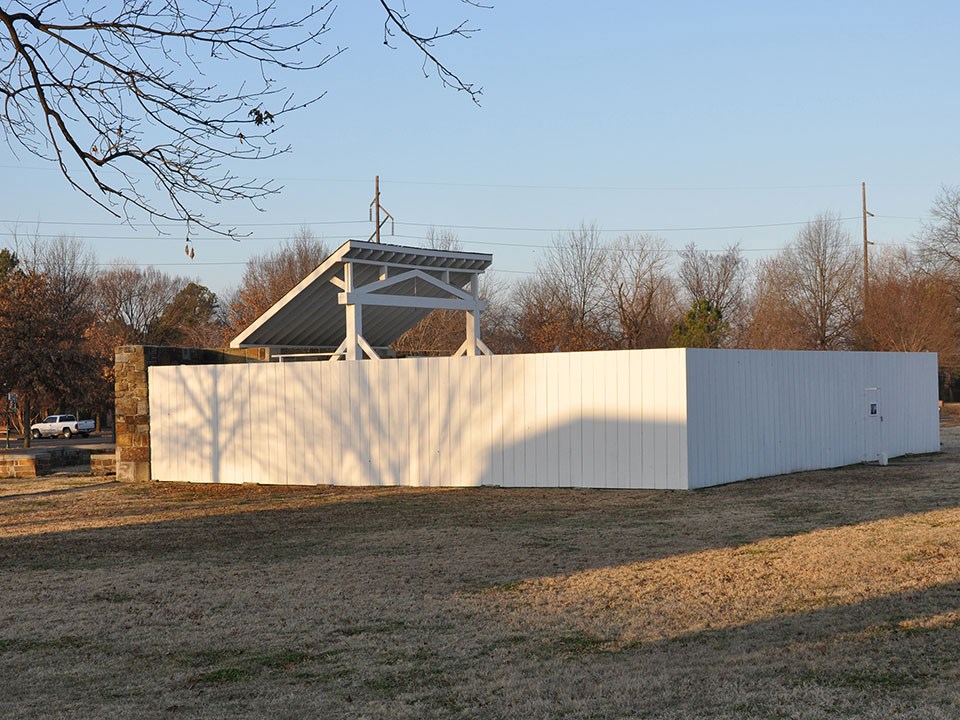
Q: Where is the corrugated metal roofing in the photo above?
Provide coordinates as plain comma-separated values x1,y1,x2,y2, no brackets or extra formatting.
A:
230,239,493,349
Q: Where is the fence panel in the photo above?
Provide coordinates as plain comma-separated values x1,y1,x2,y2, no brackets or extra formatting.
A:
149,348,936,489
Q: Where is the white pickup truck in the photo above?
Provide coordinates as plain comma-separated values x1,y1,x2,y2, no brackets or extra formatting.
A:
30,414,95,439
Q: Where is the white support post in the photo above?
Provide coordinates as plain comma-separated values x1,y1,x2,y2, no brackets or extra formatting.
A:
344,261,364,361
464,274,482,357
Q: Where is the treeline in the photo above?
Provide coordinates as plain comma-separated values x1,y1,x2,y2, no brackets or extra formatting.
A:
476,213,955,360
399,190,960,398
3,187,960,429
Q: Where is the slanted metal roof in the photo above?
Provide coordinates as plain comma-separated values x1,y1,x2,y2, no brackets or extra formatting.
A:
230,240,493,350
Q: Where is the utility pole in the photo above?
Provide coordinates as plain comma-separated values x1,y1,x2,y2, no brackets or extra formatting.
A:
862,181,874,307
368,175,394,244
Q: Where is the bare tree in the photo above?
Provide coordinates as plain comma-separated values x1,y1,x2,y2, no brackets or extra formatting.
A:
512,223,614,352
542,223,612,344
15,233,96,318
225,227,329,335
0,2,487,236
606,234,678,348
378,1,485,103
917,185,960,291
748,213,860,350
94,263,187,344
676,243,749,344
474,272,515,353
150,282,225,348
860,247,959,363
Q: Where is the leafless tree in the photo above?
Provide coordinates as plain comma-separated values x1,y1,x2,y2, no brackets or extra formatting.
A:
676,243,749,344
0,2,487,236
512,223,614,352
606,234,678,348
748,213,860,350
542,223,612,339
917,185,960,294
860,247,959,364
378,1,486,104
14,232,96,319
94,263,187,344
225,227,329,335
474,272,515,353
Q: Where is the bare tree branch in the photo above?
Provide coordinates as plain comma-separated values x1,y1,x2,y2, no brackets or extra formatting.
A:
378,0,484,105
749,213,860,350
0,2,488,237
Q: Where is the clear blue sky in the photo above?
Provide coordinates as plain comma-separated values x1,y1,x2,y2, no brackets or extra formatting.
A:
2,2,958,295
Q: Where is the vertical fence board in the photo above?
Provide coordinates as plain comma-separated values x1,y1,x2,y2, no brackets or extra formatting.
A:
565,353,583,488
508,356,524,488
217,365,234,484
664,350,682,489
286,364,303,485
552,353,574,487
483,356,500,486
532,354,547,488
247,363,264,483
578,354,594,489
545,353,558,488
627,351,644,488
370,361,385,486
424,358,438,486
615,351,630,489
406,360,423,487
148,368,165,480
304,362,321,485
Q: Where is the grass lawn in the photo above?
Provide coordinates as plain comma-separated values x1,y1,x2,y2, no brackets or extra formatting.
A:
1,426,959,719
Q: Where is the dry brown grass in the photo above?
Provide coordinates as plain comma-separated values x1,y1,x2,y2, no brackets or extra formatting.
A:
2,427,960,719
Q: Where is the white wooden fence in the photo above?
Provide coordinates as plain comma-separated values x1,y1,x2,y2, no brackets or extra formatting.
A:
148,348,939,489
684,350,939,488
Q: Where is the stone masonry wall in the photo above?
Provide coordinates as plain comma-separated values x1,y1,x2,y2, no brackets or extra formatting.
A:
114,345,266,482
114,346,150,482
0,453,46,479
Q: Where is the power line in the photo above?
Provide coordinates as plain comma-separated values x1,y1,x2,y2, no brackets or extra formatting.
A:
2,215,873,236
0,218,368,228
0,164,865,191
396,217,866,233
377,179,863,192
0,230,362,243
3,222,913,258
94,261,250,268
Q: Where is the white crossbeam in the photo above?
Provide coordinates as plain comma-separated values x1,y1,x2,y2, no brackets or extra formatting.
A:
339,292,485,312
351,268,475,302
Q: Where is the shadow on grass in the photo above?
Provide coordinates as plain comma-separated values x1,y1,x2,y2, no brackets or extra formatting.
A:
0,444,958,580
0,456,958,718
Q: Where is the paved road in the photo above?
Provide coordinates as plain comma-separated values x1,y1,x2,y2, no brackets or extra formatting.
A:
1,432,115,451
